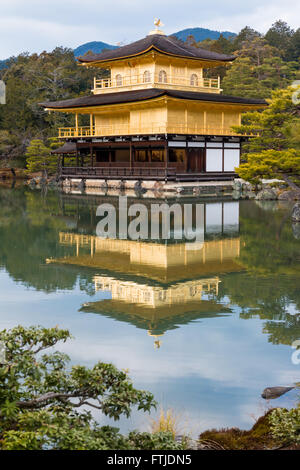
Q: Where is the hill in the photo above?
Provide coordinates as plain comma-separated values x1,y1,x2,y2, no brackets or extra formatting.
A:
73,41,118,57
0,59,7,70
173,27,236,42
73,27,236,57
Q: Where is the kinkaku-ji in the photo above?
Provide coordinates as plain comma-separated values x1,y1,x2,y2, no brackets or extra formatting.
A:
41,20,267,184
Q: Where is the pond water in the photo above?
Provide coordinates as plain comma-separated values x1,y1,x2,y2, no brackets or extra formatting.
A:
0,185,299,436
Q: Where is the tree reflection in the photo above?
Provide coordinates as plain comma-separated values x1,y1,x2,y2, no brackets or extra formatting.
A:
0,188,299,346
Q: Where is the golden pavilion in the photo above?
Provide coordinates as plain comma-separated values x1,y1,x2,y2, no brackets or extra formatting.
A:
41,20,267,182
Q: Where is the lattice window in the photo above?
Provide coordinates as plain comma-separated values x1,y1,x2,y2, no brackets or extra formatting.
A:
116,74,123,86
190,73,199,86
143,70,151,83
158,70,167,83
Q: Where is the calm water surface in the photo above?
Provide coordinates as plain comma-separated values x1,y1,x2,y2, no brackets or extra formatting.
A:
0,186,299,435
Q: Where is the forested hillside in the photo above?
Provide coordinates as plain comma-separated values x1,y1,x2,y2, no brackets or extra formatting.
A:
173,27,235,42
0,60,7,70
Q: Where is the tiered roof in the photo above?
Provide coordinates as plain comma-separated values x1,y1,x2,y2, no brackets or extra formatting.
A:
78,33,236,64
42,88,267,110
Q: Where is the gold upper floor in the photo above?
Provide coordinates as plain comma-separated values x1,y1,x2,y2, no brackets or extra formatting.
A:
79,22,235,95
91,54,221,95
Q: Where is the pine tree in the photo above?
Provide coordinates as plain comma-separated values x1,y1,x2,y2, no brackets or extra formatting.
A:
222,38,298,98
234,86,300,187
236,148,300,185
25,139,56,176
265,20,294,58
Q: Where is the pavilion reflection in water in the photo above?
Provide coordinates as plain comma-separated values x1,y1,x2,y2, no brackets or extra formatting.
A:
50,200,242,347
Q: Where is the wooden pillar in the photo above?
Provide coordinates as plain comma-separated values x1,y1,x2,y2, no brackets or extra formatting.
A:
57,154,62,178
90,114,93,136
90,144,94,167
185,146,188,172
165,141,169,169
132,145,135,169
165,140,169,181
129,141,133,169
75,113,79,136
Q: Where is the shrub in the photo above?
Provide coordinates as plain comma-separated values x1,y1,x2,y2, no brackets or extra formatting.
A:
269,406,300,444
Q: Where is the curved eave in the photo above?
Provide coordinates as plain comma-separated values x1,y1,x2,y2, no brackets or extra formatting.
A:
43,96,268,114
43,95,167,112
78,45,235,68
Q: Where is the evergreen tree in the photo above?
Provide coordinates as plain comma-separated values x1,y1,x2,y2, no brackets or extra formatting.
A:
25,139,56,176
222,38,298,98
236,148,300,185
233,86,300,187
265,20,294,57
233,26,261,49
287,28,300,61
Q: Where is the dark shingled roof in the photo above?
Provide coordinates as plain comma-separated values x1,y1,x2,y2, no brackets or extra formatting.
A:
78,34,236,64
51,142,77,154
41,88,267,109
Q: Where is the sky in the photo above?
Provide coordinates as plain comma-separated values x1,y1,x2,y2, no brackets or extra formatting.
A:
0,0,299,59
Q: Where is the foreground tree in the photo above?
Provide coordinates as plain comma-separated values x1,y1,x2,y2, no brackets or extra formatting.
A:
0,326,183,450
269,406,300,445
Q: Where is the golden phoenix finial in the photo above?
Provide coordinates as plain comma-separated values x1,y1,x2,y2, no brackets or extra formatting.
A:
154,18,164,29
149,18,165,36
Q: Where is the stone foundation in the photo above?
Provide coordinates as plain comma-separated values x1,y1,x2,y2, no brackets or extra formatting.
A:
58,177,299,201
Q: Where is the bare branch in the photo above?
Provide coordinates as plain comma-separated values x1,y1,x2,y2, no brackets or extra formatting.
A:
16,391,95,409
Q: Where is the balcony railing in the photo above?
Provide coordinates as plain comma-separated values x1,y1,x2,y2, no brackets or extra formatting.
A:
61,166,177,179
58,124,253,138
93,73,220,93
